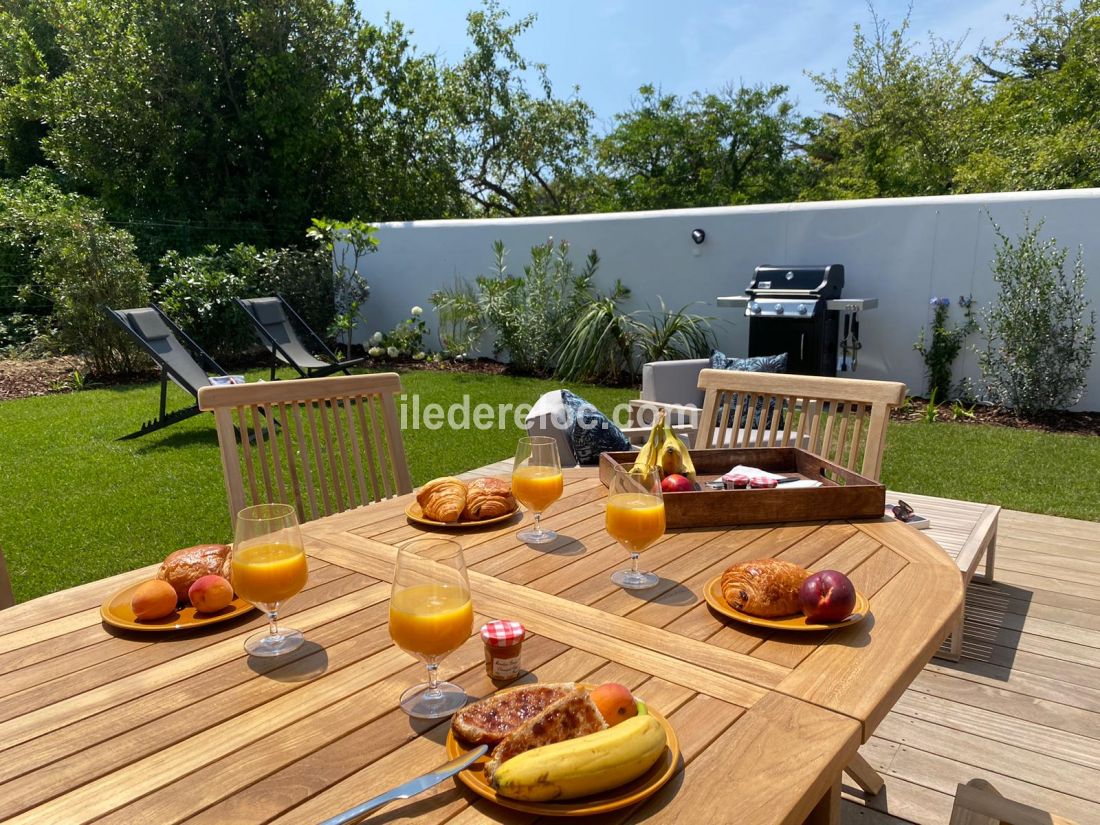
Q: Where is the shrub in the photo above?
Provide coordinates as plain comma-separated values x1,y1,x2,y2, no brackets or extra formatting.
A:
978,216,1096,416
432,239,597,375
0,171,149,375
555,294,717,384
369,306,429,360
156,243,334,361
913,295,977,400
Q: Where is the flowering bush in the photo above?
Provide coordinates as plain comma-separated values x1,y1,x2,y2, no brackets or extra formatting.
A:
913,295,977,401
367,307,430,359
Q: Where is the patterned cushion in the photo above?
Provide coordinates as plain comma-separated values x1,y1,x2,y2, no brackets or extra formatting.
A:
709,351,788,429
561,390,632,466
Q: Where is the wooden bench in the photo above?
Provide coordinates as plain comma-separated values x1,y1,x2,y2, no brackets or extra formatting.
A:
887,490,1000,661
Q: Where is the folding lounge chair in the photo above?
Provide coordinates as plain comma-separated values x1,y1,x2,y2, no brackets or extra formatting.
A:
236,296,364,380
104,304,238,440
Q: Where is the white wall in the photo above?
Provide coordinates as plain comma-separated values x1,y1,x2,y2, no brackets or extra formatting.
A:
345,189,1100,410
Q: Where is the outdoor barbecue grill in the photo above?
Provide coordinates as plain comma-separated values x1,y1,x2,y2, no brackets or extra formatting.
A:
717,264,878,377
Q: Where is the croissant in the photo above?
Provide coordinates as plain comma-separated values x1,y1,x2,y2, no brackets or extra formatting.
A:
720,559,810,618
417,477,468,523
463,478,516,521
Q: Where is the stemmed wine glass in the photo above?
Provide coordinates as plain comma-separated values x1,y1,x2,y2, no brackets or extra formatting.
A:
606,465,666,589
232,503,309,657
511,436,563,545
389,538,474,718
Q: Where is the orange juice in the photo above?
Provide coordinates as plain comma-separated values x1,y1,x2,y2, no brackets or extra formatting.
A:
389,584,473,658
606,493,666,552
512,466,564,512
232,542,309,605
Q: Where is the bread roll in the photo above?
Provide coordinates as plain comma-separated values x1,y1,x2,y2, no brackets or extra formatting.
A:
720,558,809,618
157,544,232,604
416,477,467,522
462,478,515,521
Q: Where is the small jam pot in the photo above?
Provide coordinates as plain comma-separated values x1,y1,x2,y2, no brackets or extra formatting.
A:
481,620,526,682
749,475,779,489
723,474,750,489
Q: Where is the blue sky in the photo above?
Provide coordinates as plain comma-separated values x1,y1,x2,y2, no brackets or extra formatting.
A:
356,0,1024,130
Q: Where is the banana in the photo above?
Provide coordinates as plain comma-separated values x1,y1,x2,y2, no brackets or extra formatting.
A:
630,409,665,477
657,414,696,482
635,699,648,716
491,714,667,802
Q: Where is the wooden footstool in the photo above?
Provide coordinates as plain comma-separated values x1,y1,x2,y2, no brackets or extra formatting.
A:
887,491,1000,661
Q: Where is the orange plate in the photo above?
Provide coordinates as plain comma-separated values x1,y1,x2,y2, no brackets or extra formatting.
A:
405,502,519,529
703,575,870,631
446,692,679,817
100,581,256,632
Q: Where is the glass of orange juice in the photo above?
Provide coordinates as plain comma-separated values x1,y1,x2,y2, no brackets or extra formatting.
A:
232,503,309,657
606,465,665,589
390,539,474,718
512,436,563,545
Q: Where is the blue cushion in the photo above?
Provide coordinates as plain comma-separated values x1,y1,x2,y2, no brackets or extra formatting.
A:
709,351,788,428
561,390,632,465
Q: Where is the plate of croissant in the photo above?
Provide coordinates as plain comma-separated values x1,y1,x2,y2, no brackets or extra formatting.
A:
704,558,869,631
406,476,520,528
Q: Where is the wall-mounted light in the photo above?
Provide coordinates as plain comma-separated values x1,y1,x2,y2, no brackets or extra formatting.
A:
691,228,706,244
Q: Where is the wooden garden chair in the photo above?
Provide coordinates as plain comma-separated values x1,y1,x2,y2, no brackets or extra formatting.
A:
197,373,412,527
693,368,907,482
950,778,1078,825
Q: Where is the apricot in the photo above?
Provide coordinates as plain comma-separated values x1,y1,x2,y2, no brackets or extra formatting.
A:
590,682,638,727
131,579,179,620
189,574,234,613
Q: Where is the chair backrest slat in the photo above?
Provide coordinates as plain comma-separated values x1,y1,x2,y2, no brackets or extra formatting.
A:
694,370,906,481
199,374,412,527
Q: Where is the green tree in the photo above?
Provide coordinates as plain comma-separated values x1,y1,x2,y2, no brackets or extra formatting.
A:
801,9,979,199
595,83,803,210
956,0,1100,192
441,2,595,216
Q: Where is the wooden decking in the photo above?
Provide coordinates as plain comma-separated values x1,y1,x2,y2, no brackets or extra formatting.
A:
843,508,1100,824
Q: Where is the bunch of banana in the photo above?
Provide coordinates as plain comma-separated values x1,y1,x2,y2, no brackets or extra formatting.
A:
631,409,696,482
633,411,664,481
490,714,667,802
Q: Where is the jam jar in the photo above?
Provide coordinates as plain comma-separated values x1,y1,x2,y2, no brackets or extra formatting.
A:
480,620,526,682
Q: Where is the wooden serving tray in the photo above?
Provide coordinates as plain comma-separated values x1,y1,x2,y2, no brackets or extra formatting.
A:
598,447,885,528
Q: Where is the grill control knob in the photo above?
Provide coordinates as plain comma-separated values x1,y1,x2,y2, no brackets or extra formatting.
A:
797,303,808,315
773,303,784,315
749,301,761,314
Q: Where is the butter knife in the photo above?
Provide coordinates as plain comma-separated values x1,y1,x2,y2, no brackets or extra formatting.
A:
318,744,488,825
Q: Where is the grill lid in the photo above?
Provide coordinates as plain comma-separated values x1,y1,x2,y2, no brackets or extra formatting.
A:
747,265,844,299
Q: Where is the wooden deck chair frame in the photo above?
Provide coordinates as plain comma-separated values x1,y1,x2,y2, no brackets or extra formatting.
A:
104,304,232,440
197,373,412,527
236,295,364,380
950,778,1078,825
695,369,907,482
0,545,14,610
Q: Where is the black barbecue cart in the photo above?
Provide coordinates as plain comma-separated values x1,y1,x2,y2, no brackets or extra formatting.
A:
717,264,877,377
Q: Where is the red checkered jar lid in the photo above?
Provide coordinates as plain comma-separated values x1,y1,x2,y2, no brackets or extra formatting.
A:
480,620,525,647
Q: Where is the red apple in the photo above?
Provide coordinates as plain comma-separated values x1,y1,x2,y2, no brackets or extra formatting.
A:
799,570,857,623
660,473,693,493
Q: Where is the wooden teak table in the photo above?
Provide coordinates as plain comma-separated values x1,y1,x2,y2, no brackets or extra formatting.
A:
0,467,961,824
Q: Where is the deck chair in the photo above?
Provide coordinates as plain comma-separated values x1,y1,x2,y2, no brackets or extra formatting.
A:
0,545,14,610
236,296,364,380
197,373,412,527
950,778,1078,825
104,305,238,440
693,369,907,482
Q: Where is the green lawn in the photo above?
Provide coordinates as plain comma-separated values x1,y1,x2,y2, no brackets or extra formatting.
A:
3,368,1097,603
